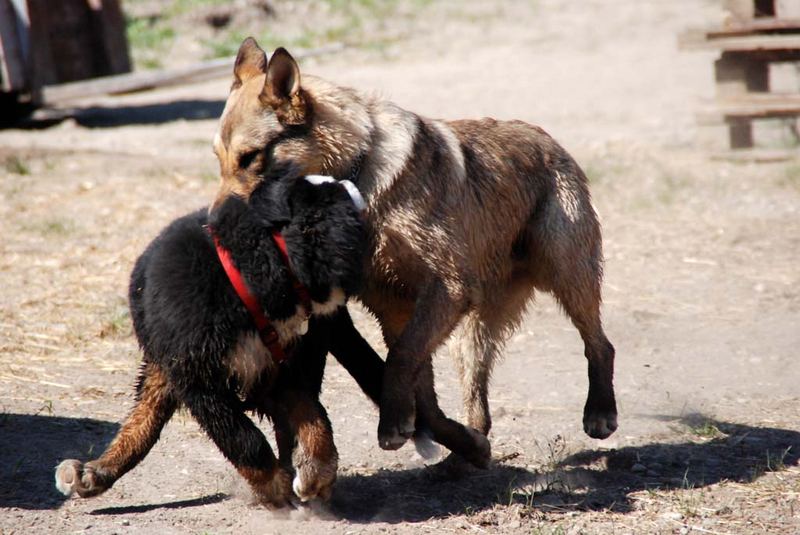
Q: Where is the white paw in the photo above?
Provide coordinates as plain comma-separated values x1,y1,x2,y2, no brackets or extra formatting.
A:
413,431,441,460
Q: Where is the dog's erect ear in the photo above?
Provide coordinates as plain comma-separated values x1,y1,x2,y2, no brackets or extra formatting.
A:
261,47,307,125
265,48,300,100
232,37,267,88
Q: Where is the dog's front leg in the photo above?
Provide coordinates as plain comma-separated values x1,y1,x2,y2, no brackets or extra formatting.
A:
280,390,338,502
378,279,466,450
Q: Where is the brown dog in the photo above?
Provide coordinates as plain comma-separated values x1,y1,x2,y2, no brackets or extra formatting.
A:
213,38,617,458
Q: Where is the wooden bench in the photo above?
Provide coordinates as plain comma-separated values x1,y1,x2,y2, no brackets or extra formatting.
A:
680,0,800,159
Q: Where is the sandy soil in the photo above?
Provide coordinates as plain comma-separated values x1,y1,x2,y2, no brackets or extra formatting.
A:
1,1,799,533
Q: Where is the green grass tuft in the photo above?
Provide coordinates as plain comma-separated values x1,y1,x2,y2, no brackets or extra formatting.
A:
4,155,30,175
126,15,175,69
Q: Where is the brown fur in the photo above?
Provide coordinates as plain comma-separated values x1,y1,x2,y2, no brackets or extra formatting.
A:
54,363,177,498
55,351,338,507
285,392,338,501
213,40,617,459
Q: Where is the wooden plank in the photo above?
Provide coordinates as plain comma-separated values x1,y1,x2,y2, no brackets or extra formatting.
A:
0,0,25,91
707,18,800,36
679,32,800,51
698,94,800,122
41,43,346,105
710,148,800,161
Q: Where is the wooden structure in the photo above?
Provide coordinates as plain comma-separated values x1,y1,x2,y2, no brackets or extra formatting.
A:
680,0,800,159
0,0,129,112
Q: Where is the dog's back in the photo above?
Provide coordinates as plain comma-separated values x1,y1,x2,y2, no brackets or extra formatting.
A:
129,209,239,374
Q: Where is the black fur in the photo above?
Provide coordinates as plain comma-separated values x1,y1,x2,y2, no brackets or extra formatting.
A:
56,167,444,504
125,170,367,493
130,174,365,392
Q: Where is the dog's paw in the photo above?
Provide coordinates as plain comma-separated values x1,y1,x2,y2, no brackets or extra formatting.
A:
54,459,110,498
291,444,338,502
583,409,618,439
377,402,416,451
462,427,492,469
253,468,295,509
412,429,441,460
378,418,415,450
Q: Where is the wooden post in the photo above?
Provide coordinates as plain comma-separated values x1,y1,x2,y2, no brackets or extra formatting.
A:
24,0,130,86
0,0,25,92
94,0,131,75
729,118,755,148
715,52,769,150
754,0,776,17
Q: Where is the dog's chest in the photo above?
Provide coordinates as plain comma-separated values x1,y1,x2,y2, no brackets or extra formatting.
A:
228,332,275,394
227,288,347,393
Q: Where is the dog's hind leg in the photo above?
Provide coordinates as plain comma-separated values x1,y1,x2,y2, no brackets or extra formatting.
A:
530,186,618,439
55,362,177,498
183,385,293,508
548,270,617,439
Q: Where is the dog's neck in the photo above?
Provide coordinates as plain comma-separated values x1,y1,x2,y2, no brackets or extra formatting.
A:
340,150,366,184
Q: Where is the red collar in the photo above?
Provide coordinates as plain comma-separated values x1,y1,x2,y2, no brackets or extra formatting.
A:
209,228,311,363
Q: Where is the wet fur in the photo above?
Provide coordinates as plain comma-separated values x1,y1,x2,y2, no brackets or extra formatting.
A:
209,40,618,461
56,172,368,506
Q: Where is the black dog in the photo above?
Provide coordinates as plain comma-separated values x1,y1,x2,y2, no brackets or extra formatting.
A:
56,170,370,506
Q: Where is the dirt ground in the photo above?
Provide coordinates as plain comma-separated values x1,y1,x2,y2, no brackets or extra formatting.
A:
2,1,800,533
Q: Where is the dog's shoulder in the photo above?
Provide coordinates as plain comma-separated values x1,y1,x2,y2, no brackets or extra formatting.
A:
129,207,236,363
140,209,210,265
131,208,220,308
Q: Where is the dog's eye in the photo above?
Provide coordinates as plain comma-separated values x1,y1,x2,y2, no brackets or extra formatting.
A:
238,150,260,169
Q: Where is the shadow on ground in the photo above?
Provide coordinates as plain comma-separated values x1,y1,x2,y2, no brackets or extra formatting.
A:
89,493,229,515
9,99,225,129
3,412,796,521
328,416,800,523
0,413,119,510
543,416,800,513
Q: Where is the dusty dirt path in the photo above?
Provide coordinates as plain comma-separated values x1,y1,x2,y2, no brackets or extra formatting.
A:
1,1,799,533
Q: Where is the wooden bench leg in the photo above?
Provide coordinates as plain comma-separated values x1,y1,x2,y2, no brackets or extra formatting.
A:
729,119,754,149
